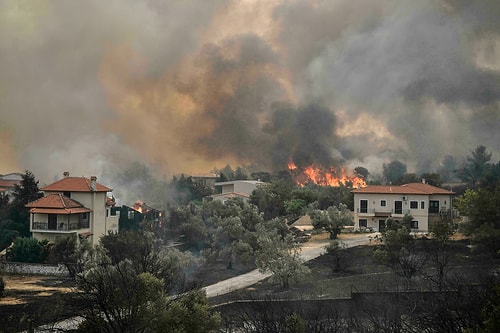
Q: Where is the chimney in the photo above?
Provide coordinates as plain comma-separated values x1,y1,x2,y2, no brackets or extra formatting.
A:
63,172,70,178
422,178,426,184
90,176,97,191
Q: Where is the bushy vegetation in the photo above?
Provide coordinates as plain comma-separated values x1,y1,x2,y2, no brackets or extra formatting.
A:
74,230,221,332
0,171,42,251
6,237,50,263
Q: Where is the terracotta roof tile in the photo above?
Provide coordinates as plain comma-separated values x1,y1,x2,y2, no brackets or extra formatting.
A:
29,207,92,214
0,179,19,188
351,182,454,195
26,193,92,214
41,177,112,192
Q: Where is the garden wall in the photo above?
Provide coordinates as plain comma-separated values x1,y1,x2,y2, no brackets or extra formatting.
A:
1,262,69,276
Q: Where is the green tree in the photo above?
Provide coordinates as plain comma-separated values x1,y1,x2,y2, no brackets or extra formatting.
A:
438,155,458,182
309,203,354,239
47,235,77,264
234,166,249,180
4,170,43,237
76,237,218,332
284,312,307,333
429,219,454,290
207,216,247,269
255,224,310,289
315,184,354,210
250,180,295,220
354,166,369,180
383,160,407,185
284,198,307,217
420,172,443,187
398,173,419,184
6,237,50,263
250,171,271,182
456,185,500,257
324,239,348,273
373,215,427,283
153,289,221,333
459,145,492,186
100,231,194,293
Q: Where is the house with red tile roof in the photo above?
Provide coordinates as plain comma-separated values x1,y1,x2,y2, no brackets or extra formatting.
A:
26,172,118,246
351,182,455,232
0,172,23,199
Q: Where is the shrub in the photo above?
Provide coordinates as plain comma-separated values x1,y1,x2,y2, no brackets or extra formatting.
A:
6,237,50,263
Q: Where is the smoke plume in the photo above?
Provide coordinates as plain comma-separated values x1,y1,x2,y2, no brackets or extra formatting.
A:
1,0,499,185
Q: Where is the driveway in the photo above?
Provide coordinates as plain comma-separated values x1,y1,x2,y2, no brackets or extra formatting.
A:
204,232,376,298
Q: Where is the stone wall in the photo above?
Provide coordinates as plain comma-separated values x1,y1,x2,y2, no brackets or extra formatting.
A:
1,261,69,276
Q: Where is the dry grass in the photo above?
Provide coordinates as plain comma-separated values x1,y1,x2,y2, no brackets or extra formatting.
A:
1,275,74,305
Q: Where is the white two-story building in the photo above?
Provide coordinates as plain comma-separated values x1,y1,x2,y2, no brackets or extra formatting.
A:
26,172,118,246
210,180,267,203
352,182,454,232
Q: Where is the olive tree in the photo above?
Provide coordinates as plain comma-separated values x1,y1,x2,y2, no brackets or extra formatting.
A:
373,215,427,284
255,221,310,289
75,233,220,332
309,203,354,239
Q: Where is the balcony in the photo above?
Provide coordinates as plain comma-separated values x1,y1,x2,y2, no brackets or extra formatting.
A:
32,221,88,232
357,208,375,215
392,209,411,216
356,208,411,217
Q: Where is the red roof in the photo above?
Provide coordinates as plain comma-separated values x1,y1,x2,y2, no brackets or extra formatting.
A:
41,177,112,192
26,193,92,214
0,179,19,188
352,183,454,195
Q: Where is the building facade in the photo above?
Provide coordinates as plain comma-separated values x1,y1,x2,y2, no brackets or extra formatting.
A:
211,180,267,203
352,182,454,232
27,172,118,246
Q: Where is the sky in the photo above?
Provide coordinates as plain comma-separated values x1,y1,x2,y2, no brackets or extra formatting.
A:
1,0,499,184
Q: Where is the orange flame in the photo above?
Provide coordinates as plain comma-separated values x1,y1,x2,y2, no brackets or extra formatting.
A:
133,200,144,213
288,160,366,188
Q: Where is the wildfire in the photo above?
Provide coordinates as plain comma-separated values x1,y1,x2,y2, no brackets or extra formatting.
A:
288,160,366,188
133,200,144,213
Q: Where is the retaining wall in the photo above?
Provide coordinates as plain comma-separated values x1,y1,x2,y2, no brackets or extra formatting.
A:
1,261,69,276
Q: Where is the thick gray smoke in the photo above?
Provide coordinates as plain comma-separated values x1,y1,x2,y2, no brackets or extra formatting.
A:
0,0,499,185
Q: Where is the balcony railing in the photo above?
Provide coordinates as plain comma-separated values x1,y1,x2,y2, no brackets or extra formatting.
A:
356,209,411,216
32,221,88,231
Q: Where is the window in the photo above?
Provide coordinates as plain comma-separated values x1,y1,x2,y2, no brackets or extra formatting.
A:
410,201,418,209
411,220,419,229
394,201,403,214
421,201,425,209
48,214,57,230
359,219,368,228
80,213,89,228
360,200,368,213
63,191,71,198
380,200,386,207
429,200,440,213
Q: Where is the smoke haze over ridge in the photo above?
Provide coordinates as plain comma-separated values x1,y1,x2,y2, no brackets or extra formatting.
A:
1,0,499,183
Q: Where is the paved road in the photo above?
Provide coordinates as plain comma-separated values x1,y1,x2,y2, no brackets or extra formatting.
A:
204,233,376,298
